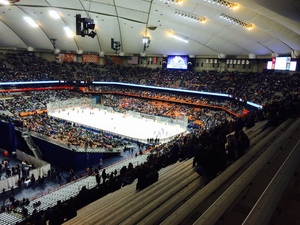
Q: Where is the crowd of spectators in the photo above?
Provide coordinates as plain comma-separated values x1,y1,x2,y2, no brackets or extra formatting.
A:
0,90,133,153
0,89,239,154
4,90,299,225
0,51,299,224
89,86,247,115
0,90,87,116
0,83,249,154
91,69,299,106
0,158,32,181
1,52,299,106
101,94,234,134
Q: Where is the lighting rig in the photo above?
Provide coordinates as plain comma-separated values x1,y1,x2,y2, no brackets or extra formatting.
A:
220,13,253,30
160,0,182,4
0,0,20,4
142,35,151,52
76,14,97,38
111,38,121,53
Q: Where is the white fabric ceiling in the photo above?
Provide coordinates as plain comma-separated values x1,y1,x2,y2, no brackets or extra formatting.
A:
0,0,299,57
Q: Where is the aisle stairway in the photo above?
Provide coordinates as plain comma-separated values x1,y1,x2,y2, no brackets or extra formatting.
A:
21,130,43,159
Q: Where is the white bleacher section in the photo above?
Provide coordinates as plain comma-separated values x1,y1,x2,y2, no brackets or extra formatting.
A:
0,212,22,225
161,118,294,225
0,153,149,224
242,140,300,225
67,157,199,225
0,150,50,193
192,118,300,225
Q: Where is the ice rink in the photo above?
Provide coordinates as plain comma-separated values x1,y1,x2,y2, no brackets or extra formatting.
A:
48,107,187,143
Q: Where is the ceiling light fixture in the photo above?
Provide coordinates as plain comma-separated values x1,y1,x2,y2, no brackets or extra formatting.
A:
88,30,97,38
111,38,121,53
160,0,183,5
175,9,206,23
64,26,74,38
24,16,39,28
0,0,10,5
76,14,97,38
142,35,151,52
203,0,238,10
49,10,60,19
220,13,253,30
142,35,151,44
169,32,188,43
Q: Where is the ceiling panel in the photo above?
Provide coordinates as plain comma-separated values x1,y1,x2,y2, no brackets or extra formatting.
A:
0,0,298,57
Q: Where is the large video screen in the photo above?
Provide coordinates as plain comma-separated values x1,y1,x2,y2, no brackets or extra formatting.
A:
167,55,189,70
274,56,291,70
289,61,297,71
267,61,273,70
267,59,297,71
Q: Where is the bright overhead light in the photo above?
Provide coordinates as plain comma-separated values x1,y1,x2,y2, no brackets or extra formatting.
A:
142,35,150,44
220,13,253,30
49,10,60,19
160,0,183,5
169,32,188,43
64,27,74,38
24,16,39,28
142,35,151,52
232,4,239,10
175,9,206,23
203,0,238,10
0,0,10,5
